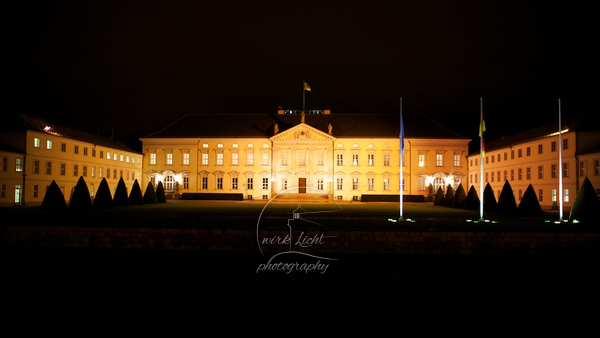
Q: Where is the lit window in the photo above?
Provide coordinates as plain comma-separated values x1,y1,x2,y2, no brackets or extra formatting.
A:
261,153,268,166
436,152,443,167
281,152,288,166
368,154,374,166
107,151,111,159
454,153,461,167
231,153,238,166
34,137,40,148
352,154,358,166
166,152,173,165
91,166,95,178
182,152,189,165
46,140,52,150
150,152,156,165
16,158,23,172
217,153,224,166
352,178,359,190
318,153,324,166
418,153,425,167
202,153,209,166
120,154,124,162
247,153,254,166
99,167,103,178
113,153,117,161
383,154,390,166
383,178,390,191
299,152,306,166
74,165,78,177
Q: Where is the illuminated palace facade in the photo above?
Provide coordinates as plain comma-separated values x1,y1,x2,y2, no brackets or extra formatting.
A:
140,110,471,201
467,113,600,210
0,114,143,207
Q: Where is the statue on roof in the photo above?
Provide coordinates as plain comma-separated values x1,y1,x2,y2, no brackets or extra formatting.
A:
328,123,333,135
274,122,279,135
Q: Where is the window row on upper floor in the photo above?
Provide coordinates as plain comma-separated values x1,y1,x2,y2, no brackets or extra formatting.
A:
32,136,141,165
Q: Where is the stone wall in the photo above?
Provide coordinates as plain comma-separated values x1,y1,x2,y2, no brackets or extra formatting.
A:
2,225,599,254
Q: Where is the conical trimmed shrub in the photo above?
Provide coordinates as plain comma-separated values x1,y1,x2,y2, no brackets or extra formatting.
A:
144,182,158,204
433,187,444,206
463,185,480,210
569,177,600,223
451,184,467,208
113,177,129,207
443,185,454,207
69,176,92,211
518,184,543,217
483,183,498,213
41,180,67,212
93,178,113,208
129,179,144,205
156,181,167,203
497,180,517,215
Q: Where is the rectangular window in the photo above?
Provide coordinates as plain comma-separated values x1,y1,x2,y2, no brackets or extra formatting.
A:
491,171,494,182
579,161,586,177
281,152,288,166
61,143,66,152
511,150,515,159
166,152,173,165
92,149,96,157
352,154,359,166
60,163,65,176
150,152,156,165
526,147,531,156
526,167,531,180
232,153,238,166
183,152,190,165
247,178,253,189
92,166,95,178
232,177,238,190
202,153,209,166
318,178,324,190
551,164,557,178
34,137,40,148
281,178,288,190
45,161,52,175
563,139,568,150
384,178,390,191
184,177,189,189
33,160,39,174
261,153,268,166
538,166,543,179
497,154,501,163
538,144,543,154
46,140,53,150
247,153,254,166
367,178,374,191
299,152,306,166
336,178,343,190
99,167,103,178
74,145,79,154
120,154,124,162
418,153,425,167
0,157,5,171
504,170,507,181
217,177,223,190
368,154,374,166
552,189,557,202
262,178,268,190
318,153,324,166
454,154,461,167
551,141,556,152
114,153,117,161
84,147,88,156
74,165,78,177
202,177,208,189
15,158,22,172
83,166,87,177
99,151,104,159
518,149,522,158
384,154,390,166
563,163,568,177
564,189,569,203
539,189,543,202
337,154,343,166
510,169,514,181
352,178,359,190
436,152,443,166
518,168,522,180
33,185,38,198
218,153,224,166
504,152,507,161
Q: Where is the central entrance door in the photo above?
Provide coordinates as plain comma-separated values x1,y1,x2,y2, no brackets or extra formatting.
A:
298,178,306,193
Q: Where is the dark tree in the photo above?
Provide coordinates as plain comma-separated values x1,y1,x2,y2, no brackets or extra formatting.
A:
93,178,113,208
433,187,444,206
144,182,158,204
518,184,544,217
41,180,67,212
483,183,498,213
156,181,167,203
69,176,91,211
129,179,144,205
569,177,600,223
463,185,480,210
497,180,517,215
451,184,466,208
443,185,454,207
113,177,129,207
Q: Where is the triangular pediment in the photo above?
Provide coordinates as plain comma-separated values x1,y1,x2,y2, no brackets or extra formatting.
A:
271,123,335,142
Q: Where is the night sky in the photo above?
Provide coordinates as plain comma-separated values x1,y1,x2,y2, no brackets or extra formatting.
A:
8,0,596,149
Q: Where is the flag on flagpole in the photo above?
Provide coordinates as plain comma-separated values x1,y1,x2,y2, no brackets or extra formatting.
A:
303,81,311,92
479,110,486,158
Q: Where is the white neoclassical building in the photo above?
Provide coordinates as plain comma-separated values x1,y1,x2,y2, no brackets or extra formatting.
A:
140,110,471,201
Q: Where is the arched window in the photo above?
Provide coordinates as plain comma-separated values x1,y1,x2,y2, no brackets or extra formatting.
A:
433,177,445,194
164,175,175,192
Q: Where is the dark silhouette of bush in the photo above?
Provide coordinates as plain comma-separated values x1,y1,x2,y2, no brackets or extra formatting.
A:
129,179,144,205
113,177,129,207
41,180,67,212
463,185,480,210
69,176,91,211
451,184,466,208
569,177,600,223
156,181,167,203
483,183,497,212
433,187,444,206
93,178,113,208
518,184,544,217
443,185,454,207
497,180,517,215
144,182,158,204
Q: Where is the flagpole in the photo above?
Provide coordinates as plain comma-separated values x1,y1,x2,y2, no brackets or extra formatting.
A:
479,97,484,222
399,97,404,221
302,79,306,114
558,98,563,221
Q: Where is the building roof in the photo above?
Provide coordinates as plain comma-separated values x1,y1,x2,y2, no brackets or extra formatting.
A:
3,114,141,154
144,113,469,140
472,113,599,156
